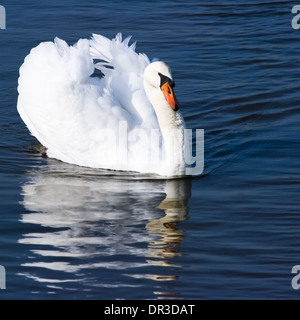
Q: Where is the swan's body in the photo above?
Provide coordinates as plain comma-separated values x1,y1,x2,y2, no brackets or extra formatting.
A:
17,34,186,177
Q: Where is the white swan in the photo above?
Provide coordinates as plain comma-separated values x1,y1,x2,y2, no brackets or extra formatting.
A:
17,33,186,177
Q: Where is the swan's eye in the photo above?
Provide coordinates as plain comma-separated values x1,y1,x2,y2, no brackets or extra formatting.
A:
158,72,173,88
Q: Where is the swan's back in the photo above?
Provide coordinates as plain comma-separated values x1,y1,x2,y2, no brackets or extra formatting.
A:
17,34,162,173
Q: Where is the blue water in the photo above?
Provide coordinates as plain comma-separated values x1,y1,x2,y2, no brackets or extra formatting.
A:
0,0,300,299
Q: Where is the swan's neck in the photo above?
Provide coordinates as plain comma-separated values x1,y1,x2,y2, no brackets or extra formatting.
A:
144,83,186,176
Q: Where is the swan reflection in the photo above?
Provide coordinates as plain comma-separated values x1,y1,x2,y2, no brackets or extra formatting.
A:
19,159,191,298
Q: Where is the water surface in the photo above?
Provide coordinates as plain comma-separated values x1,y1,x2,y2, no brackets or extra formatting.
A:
0,0,300,299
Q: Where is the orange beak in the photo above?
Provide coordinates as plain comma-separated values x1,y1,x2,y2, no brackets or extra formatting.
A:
161,82,180,112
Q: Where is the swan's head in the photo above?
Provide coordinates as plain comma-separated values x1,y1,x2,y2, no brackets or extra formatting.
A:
144,61,180,112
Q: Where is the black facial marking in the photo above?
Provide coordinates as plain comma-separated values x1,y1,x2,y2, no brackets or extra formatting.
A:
158,72,175,88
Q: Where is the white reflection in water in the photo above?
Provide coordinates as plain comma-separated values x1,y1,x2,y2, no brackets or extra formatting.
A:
19,159,191,297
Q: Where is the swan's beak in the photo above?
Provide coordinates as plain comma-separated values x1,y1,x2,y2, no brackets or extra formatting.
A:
161,82,180,112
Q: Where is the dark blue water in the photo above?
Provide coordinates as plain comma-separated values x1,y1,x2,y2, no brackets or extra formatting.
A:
0,0,300,299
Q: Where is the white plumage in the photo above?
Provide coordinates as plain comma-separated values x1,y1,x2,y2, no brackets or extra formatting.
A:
17,33,186,176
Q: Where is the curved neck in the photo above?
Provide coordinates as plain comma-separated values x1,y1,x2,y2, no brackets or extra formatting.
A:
144,82,186,176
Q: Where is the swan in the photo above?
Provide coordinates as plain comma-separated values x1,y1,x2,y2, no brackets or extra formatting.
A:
17,33,187,177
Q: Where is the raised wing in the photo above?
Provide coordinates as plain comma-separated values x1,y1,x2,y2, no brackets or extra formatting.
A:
17,34,159,171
